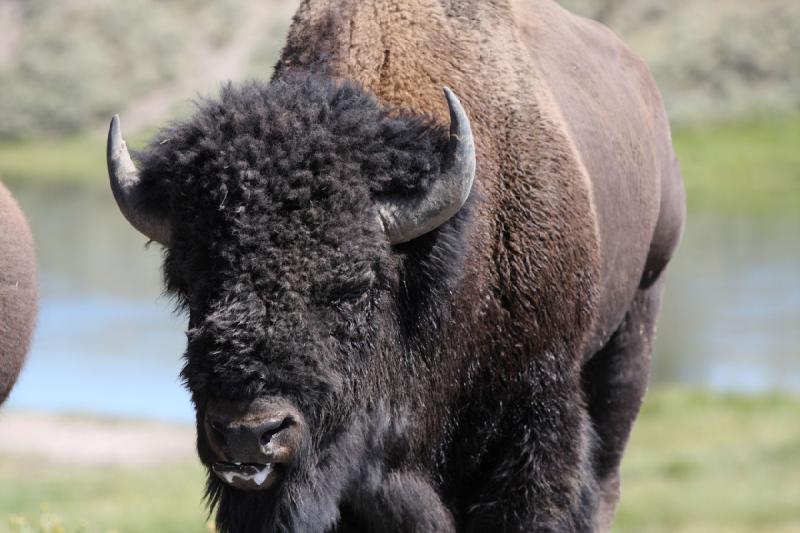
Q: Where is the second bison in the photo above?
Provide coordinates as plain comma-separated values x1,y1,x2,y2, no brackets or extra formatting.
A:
0,182,36,405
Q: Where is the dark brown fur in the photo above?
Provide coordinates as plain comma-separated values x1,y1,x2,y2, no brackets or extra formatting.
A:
0,182,37,404
273,0,684,529
128,0,684,530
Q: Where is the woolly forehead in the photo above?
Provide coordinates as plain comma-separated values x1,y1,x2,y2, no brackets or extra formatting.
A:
137,78,448,301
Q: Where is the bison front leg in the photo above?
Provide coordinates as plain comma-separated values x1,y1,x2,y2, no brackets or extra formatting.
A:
465,369,598,533
340,471,456,533
581,276,665,531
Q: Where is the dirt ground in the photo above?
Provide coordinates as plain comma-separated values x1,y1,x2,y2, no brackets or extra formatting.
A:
0,410,196,466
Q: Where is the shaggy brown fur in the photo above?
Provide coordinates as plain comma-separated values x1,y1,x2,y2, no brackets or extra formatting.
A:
275,0,684,529
0,182,37,404
122,0,684,531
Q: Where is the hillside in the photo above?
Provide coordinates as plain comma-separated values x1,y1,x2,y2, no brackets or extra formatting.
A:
562,0,800,121
0,0,299,138
0,0,797,139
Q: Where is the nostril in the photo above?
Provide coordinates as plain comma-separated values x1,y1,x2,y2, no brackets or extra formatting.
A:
258,417,292,447
204,399,304,464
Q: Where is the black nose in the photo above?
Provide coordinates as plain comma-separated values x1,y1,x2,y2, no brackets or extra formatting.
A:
204,398,304,465
207,416,290,462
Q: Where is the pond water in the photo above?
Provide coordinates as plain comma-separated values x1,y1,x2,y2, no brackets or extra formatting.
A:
5,183,800,422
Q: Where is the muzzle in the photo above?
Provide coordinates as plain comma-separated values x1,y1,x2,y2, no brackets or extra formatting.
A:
204,397,305,491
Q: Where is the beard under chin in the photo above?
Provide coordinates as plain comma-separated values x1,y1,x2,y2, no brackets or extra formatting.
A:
205,471,284,533
203,412,396,533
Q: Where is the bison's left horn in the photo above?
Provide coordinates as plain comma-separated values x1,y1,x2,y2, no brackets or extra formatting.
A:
378,87,476,244
107,115,171,245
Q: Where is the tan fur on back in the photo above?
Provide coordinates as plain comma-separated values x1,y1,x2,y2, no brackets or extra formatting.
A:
277,0,681,357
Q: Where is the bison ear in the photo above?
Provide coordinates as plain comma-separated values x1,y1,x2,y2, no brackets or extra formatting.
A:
377,87,476,245
107,115,171,245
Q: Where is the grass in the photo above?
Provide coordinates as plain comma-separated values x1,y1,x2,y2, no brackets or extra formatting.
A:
1,389,798,532
614,389,800,532
0,459,209,533
0,131,155,187
0,136,104,187
673,114,800,210
1,114,798,209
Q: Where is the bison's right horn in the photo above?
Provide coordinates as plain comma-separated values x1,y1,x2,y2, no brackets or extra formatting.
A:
107,115,170,245
378,87,477,244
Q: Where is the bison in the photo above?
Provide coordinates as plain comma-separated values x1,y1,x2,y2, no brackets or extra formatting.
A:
0,182,36,405
107,0,684,531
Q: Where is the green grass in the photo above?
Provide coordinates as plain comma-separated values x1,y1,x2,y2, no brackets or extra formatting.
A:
0,136,104,187
1,389,798,532
673,114,800,210
0,131,157,187
615,389,800,532
0,460,210,533
1,115,798,210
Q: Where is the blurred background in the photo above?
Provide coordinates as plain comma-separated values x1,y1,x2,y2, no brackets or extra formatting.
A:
0,0,798,531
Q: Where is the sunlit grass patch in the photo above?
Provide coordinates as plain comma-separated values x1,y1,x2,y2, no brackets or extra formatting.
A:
0,136,102,187
674,114,800,210
0,132,155,187
1,390,798,532
0,459,208,533
7,503,70,533
615,388,800,532
2,115,799,213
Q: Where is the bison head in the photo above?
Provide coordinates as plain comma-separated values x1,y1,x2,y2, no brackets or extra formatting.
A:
107,76,475,529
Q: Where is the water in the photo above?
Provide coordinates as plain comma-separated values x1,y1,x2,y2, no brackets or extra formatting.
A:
653,208,800,392
6,184,191,422
4,183,800,422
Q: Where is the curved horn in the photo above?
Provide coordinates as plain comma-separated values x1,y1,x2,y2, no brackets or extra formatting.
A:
107,115,170,245
378,87,477,244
